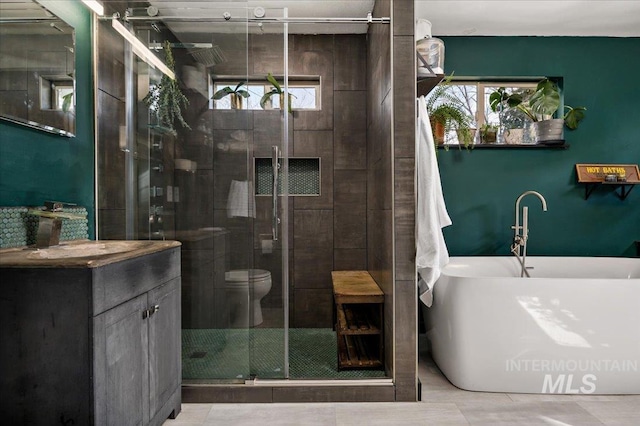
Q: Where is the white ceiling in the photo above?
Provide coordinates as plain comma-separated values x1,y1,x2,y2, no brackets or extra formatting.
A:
415,0,640,37
144,0,640,36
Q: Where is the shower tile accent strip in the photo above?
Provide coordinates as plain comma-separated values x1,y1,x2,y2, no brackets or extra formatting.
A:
0,206,89,249
255,158,321,196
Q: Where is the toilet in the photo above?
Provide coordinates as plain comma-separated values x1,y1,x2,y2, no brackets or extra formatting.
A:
224,269,272,327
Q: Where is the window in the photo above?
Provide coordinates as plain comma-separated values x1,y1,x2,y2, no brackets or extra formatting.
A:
426,79,537,145
211,76,320,111
39,76,74,112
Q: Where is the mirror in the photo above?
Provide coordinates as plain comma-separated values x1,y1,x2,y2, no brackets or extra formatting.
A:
0,0,75,137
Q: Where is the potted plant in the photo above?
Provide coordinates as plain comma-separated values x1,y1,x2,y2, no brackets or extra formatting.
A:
259,73,293,113
212,81,250,109
490,79,586,144
426,75,475,148
480,123,498,143
489,87,534,144
142,40,190,134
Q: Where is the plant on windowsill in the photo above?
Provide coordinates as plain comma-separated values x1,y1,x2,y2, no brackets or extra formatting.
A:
426,74,475,148
479,123,498,144
212,81,250,109
260,73,294,113
142,40,191,135
490,79,586,144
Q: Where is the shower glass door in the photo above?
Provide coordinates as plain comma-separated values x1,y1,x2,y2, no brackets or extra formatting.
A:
126,4,289,383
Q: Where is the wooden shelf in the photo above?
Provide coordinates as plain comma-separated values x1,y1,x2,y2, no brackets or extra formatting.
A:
332,271,384,371
417,74,444,97
337,304,380,335
337,335,384,369
437,143,570,150
575,164,640,200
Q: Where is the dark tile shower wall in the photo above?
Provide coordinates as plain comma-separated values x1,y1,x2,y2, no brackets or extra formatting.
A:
148,32,369,329
291,34,369,328
96,3,126,240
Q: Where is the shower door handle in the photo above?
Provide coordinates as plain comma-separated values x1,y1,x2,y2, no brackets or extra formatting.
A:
272,145,280,241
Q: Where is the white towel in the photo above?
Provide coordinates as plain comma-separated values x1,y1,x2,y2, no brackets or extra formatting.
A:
416,96,452,307
226,180,256,218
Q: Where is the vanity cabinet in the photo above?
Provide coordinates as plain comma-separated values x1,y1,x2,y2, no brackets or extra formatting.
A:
0,240,182,426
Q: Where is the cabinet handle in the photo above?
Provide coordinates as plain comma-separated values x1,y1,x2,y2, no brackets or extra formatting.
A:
142,305,160,319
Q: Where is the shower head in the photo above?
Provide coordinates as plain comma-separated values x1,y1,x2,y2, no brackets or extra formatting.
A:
188,46,227,67
146,42,227,66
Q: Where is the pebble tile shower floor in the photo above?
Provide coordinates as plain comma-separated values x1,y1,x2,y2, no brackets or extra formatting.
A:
182,328,387,380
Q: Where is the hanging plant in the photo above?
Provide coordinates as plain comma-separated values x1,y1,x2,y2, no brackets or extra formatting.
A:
142,40,191,133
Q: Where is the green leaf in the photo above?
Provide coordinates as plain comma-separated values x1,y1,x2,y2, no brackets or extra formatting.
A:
234,81,246,92
564,106,586,130
212,87,234,100
506,93,523,108
260,90,277,109
530,79,560,117
266,73,282,93
236,90,250,98
489,90,503,112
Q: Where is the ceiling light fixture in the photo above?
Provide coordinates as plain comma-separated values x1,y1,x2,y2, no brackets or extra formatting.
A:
81,0,104,16
112,18,175,80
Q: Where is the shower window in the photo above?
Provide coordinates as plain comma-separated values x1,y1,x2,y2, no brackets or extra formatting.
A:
212,76,320,110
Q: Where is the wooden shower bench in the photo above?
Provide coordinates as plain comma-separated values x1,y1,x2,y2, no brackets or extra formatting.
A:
331,271,384,370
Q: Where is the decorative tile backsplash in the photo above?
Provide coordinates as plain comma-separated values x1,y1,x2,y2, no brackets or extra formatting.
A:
255,158,320,196
0,206,89,249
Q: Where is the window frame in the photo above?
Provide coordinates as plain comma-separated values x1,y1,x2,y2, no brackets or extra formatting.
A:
439,78,542,145
210,75,321,111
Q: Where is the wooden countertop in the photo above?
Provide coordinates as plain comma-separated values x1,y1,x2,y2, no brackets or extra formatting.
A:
0,239,181,269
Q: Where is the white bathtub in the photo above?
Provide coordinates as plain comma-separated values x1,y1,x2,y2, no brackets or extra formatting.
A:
422,256,640,394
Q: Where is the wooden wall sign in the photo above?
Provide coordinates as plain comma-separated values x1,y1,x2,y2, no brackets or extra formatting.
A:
575,164,640,183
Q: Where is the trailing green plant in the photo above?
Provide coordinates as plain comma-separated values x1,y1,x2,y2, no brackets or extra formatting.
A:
490,79,586,130
142,40,190,133
212,81,250,106
259,73,294,113
426,74,475,148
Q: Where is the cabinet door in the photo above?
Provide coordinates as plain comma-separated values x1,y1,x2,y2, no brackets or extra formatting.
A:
148,277,181,417
93,293,149,426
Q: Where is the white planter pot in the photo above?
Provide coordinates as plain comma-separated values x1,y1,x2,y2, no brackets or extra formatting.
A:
534,119,564,143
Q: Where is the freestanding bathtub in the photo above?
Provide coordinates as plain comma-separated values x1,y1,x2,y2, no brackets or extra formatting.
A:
422,256,640,394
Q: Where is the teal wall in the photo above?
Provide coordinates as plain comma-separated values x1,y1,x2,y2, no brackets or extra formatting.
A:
0,1,95,238
438,37,640,257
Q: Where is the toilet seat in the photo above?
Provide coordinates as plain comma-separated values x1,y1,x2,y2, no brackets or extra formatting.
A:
225,269,270,283
223,269,272,327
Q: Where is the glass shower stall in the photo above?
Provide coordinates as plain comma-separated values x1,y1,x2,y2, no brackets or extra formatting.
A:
97,2,387,384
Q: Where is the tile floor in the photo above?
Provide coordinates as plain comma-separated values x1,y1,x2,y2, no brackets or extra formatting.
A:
164,342,640,425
